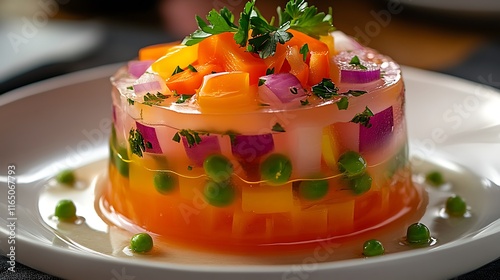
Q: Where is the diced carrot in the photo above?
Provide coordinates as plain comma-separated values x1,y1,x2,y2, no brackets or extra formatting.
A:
288,30,329,53
138,41,179,61
263,43,287,73
285,45,309,86
197,33,268,85
308,51,331,85
197,72,258,112
166,63,223,94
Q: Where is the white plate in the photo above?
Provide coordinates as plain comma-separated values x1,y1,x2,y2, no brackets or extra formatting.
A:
1,65,500,280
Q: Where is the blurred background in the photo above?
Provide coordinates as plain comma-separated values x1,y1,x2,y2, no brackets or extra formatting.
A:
0,0,499,94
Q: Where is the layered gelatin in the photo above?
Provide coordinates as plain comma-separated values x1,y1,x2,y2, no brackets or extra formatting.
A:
105,2,422,251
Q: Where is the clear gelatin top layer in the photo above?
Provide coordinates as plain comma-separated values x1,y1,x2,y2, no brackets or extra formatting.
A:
104,1,423,251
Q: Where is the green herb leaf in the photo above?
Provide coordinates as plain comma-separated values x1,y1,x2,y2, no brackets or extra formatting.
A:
126,86,134,90
172,132,181,143
187,165,193,171
278,0,334,39
248,23,293,59
187,64,198,72
182,8,238,46
266,67,275,75
172,66,184,76
351,106,374,128
349,55,367,70
143,92,169,106
272,122,286,132
175,94,193,104
175,129,207,147
258,79,266,86
299,43,309,61
127,98,135,105
311,78,338,99
336,96,349,110
128,129,146,157
234,0,255,46
300,99,309,106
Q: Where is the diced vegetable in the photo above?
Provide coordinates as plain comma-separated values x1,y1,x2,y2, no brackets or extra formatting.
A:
197,72,257,112
242,183,294,213
128,60,154,78
133,72,169,97
288,127,323,178
334,51,381,84
231,134,274,161
139,42,178,61
166,63,223,94
258,73,306,106
135,122,162,154
182,135,221,167
321,126,340,171
285,45,309,86
359,106,394,152
308,51,331,85
151,44,199,80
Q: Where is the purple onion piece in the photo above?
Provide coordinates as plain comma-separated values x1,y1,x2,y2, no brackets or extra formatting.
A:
133,81,163,95
231,134,274,162
359,106,394,152
260,73,306,103
182,135,221,167
128,60,154,78
341,68,381,84
135,121,162,154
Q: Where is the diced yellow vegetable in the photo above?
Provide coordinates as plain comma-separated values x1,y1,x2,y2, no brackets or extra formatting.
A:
151,45,199,80
241,183,294,213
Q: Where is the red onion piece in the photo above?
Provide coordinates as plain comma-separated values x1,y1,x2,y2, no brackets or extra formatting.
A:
133,81,163,95
182,135,221,167
359,106,394,152
231,134,274,162
128,60,154,78
135,121,162,154
341,68,381,84
259,73,306,105
335,51,381,84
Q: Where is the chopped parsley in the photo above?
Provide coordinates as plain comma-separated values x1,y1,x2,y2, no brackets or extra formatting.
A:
258,79,266,86
336,96,349,110
311,78,338,99
175,94,192,104
299,43,309,61
272,122,286,132
349,55,367,70
183,0,334,59
172,129,206,147
344,90,367,97
300,99,310,106
126,86,134,90
128,129,146,157
266,68,275,75
187,64,198,72
351,106,374,128
143,92,168,106
127,98,135,105
187,165,193,171
172,66,184,76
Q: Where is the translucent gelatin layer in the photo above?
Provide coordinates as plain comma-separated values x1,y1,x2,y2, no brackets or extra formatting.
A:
103,44,424,251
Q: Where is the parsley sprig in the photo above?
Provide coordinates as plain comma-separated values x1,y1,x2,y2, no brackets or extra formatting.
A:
182,0,334,59
128,129,149,157
351,107,374,128
172,129,207,147
311,78,339,99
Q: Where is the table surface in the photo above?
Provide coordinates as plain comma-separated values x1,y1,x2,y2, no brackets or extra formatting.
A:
1,0,499,279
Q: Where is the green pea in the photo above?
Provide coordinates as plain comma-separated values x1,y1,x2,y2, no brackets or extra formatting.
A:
204,180,235,207
425,171,445,186
54,199,77,220
153,172,176,194
338,151,367,177
406,222,431,244
203,154,233,183
299,179,329,200
446,195,467,217
114,146,129,178
130,233,153,253
362,239,385,256
56,169,76,186
260,154,292,185
348,173,372,195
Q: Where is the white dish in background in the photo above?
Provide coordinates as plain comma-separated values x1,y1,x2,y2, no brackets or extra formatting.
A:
399,0,500,15
1,64,500,280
